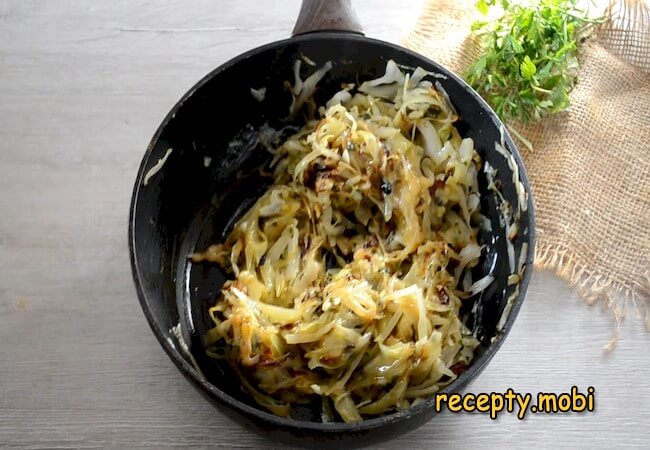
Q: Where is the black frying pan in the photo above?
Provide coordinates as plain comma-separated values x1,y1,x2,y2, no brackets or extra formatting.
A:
129,0,535,446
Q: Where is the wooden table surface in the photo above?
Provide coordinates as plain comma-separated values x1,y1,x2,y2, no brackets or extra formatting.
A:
0,1,648,448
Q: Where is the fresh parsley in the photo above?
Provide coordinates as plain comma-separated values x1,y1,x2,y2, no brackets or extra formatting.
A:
465,0,601,123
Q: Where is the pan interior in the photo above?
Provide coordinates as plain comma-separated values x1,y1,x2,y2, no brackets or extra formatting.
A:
131,33,531,424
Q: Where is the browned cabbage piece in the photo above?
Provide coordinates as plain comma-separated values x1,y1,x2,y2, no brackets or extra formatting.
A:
194,60,491,422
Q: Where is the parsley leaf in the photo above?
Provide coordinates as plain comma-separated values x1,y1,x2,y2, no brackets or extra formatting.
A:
476,0,490,16
464,0,602,123
520,56,536,80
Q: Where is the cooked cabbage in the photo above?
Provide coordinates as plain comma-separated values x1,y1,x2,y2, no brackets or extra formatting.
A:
193,61,490,422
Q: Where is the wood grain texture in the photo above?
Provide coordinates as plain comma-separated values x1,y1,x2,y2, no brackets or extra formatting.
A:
0,0,647,448
293,0,363,35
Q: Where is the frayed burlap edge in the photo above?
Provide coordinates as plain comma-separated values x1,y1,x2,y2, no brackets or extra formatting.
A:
600,0,650,72
535,242,650,350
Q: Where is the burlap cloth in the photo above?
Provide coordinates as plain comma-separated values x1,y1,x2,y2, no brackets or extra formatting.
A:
403,0,650,343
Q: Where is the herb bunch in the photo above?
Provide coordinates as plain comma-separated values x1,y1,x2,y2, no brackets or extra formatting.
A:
465,0,601,123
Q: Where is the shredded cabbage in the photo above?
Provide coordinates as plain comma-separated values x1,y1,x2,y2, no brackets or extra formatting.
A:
250,87,266,102
143,148,172,186
483,128,529,336
193,61,493,423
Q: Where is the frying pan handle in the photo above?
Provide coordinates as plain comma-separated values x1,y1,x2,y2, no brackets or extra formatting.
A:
292,0,364,36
